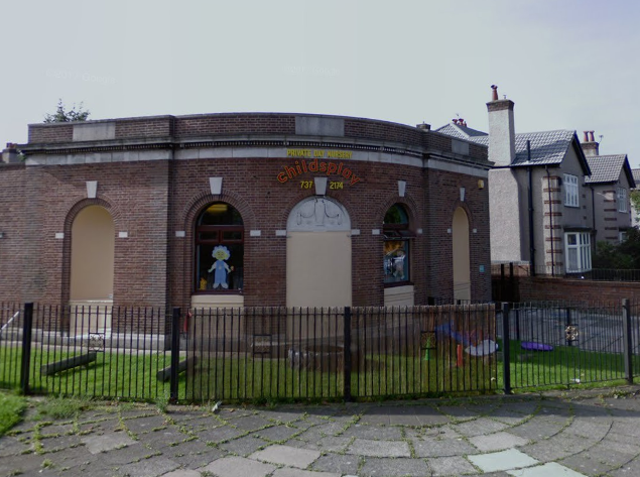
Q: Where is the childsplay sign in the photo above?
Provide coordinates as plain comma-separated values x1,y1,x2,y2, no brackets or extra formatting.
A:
278,149,362,186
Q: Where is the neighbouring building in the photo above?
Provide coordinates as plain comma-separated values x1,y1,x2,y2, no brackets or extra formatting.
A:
0,112,492,318
580,131,635,244
438,86,594,276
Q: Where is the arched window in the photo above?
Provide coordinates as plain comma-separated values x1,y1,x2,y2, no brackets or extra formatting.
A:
195,203,244,292
383,204,412,285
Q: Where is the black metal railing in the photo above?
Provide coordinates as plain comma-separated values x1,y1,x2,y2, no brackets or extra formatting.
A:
1,300,638,403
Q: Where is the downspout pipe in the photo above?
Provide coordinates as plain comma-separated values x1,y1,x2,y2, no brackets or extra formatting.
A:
545,166,556,276
527,141,535,276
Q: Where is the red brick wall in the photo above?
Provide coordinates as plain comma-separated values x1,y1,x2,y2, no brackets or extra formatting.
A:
0,164,26,304
516,276,640,305
16,162,169,308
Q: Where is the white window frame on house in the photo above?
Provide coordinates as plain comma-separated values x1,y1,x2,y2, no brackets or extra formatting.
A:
620,231,628,243
617,187,628,213
564,174,579,208
565,232,591,273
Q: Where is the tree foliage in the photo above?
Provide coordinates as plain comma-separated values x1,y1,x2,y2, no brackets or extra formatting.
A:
593,227,640,269
43,99,90,123
631,190,640,222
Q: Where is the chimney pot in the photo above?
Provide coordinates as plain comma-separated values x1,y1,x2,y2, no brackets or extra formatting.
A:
583,131,589,142
589,131,595,142
491,85,498,101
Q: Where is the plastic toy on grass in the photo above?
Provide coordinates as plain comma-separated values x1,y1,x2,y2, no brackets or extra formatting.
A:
521,341,553,352
435,321,498,357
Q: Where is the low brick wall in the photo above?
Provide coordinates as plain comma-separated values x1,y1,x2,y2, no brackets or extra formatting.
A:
516,276,640,305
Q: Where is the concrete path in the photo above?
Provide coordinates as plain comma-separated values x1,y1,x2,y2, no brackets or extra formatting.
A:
3,387,640,477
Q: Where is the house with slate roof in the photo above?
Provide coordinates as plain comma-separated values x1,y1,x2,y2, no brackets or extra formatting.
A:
437,86,594,276
580,132,635,244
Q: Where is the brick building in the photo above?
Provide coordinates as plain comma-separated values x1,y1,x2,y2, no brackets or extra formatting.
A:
2,113,491,313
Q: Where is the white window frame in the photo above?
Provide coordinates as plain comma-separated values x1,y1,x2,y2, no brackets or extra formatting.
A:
564,174,579,208
617,187,628,213
620,231,627,243
565,232,592,273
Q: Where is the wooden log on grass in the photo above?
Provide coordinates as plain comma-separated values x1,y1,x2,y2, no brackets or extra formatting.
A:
156,356,197,382
40,352,97,376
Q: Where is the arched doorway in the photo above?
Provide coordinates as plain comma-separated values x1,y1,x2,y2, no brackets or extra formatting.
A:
452,207,471,302
286,197,352,308
69,205,115,334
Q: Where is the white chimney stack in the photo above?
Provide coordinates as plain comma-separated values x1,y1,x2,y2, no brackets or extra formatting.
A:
487,85,516,166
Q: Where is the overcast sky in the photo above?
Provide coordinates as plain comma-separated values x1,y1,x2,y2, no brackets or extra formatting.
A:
2,1,639,166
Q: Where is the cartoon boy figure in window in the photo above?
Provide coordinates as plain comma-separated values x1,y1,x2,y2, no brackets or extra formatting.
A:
208,245,234,289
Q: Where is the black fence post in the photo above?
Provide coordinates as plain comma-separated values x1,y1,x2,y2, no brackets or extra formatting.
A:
501,302,512,395
20,303,34,396
622,299,633,385
566,308,573,347
170,307,181,403
343,306,352,402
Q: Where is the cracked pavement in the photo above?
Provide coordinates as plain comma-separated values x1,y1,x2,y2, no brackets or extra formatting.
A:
3,387,640,476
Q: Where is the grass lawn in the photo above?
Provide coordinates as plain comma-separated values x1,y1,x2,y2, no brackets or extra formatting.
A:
0,392,27,437
1,338,638,403
0,344,186,402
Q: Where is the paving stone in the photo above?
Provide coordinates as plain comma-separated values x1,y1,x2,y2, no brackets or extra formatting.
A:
0,453,47,475
347,439,410,457
429,456,478,476
412,436,476,457
564,419,611,440
121,414,168,433
168,445,227,469
250,444,321,468
220,435,267,456
452,417,510,437
358,457,430,476
39,433,84,452
81,432,138,454
437,405,479,421
117,456,180,477
201,456,276,477
44,445,95,469
559,452,618,476
506,462,588,476
311,453,360,474
0,436,31,457
226,415,273,431
163,470,201,477
253,424,300,442
468,449,540,473
199,425,245,443
341,424,403,440
469,431,530,452
271,468,341,477
508,417,567,440
93,443,153,465
316,436,352,452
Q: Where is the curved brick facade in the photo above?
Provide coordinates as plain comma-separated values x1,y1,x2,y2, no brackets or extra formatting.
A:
4,113,492,309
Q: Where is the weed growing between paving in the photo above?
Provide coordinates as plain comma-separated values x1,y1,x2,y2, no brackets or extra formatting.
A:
0,392,27,436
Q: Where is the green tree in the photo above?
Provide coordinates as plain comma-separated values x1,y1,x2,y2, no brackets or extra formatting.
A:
43,99,90,123
631,190,640,222
593,227,640,269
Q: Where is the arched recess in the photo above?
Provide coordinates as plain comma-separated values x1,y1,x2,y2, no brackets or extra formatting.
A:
452,207,471,302
69,205,115,334
286,197,352,308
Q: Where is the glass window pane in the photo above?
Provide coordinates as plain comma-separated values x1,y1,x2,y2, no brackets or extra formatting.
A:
197,243,244,291
384,204,409,225
384,240,409,283
567,234,577,246
198,232,218,241
568,248,578,272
